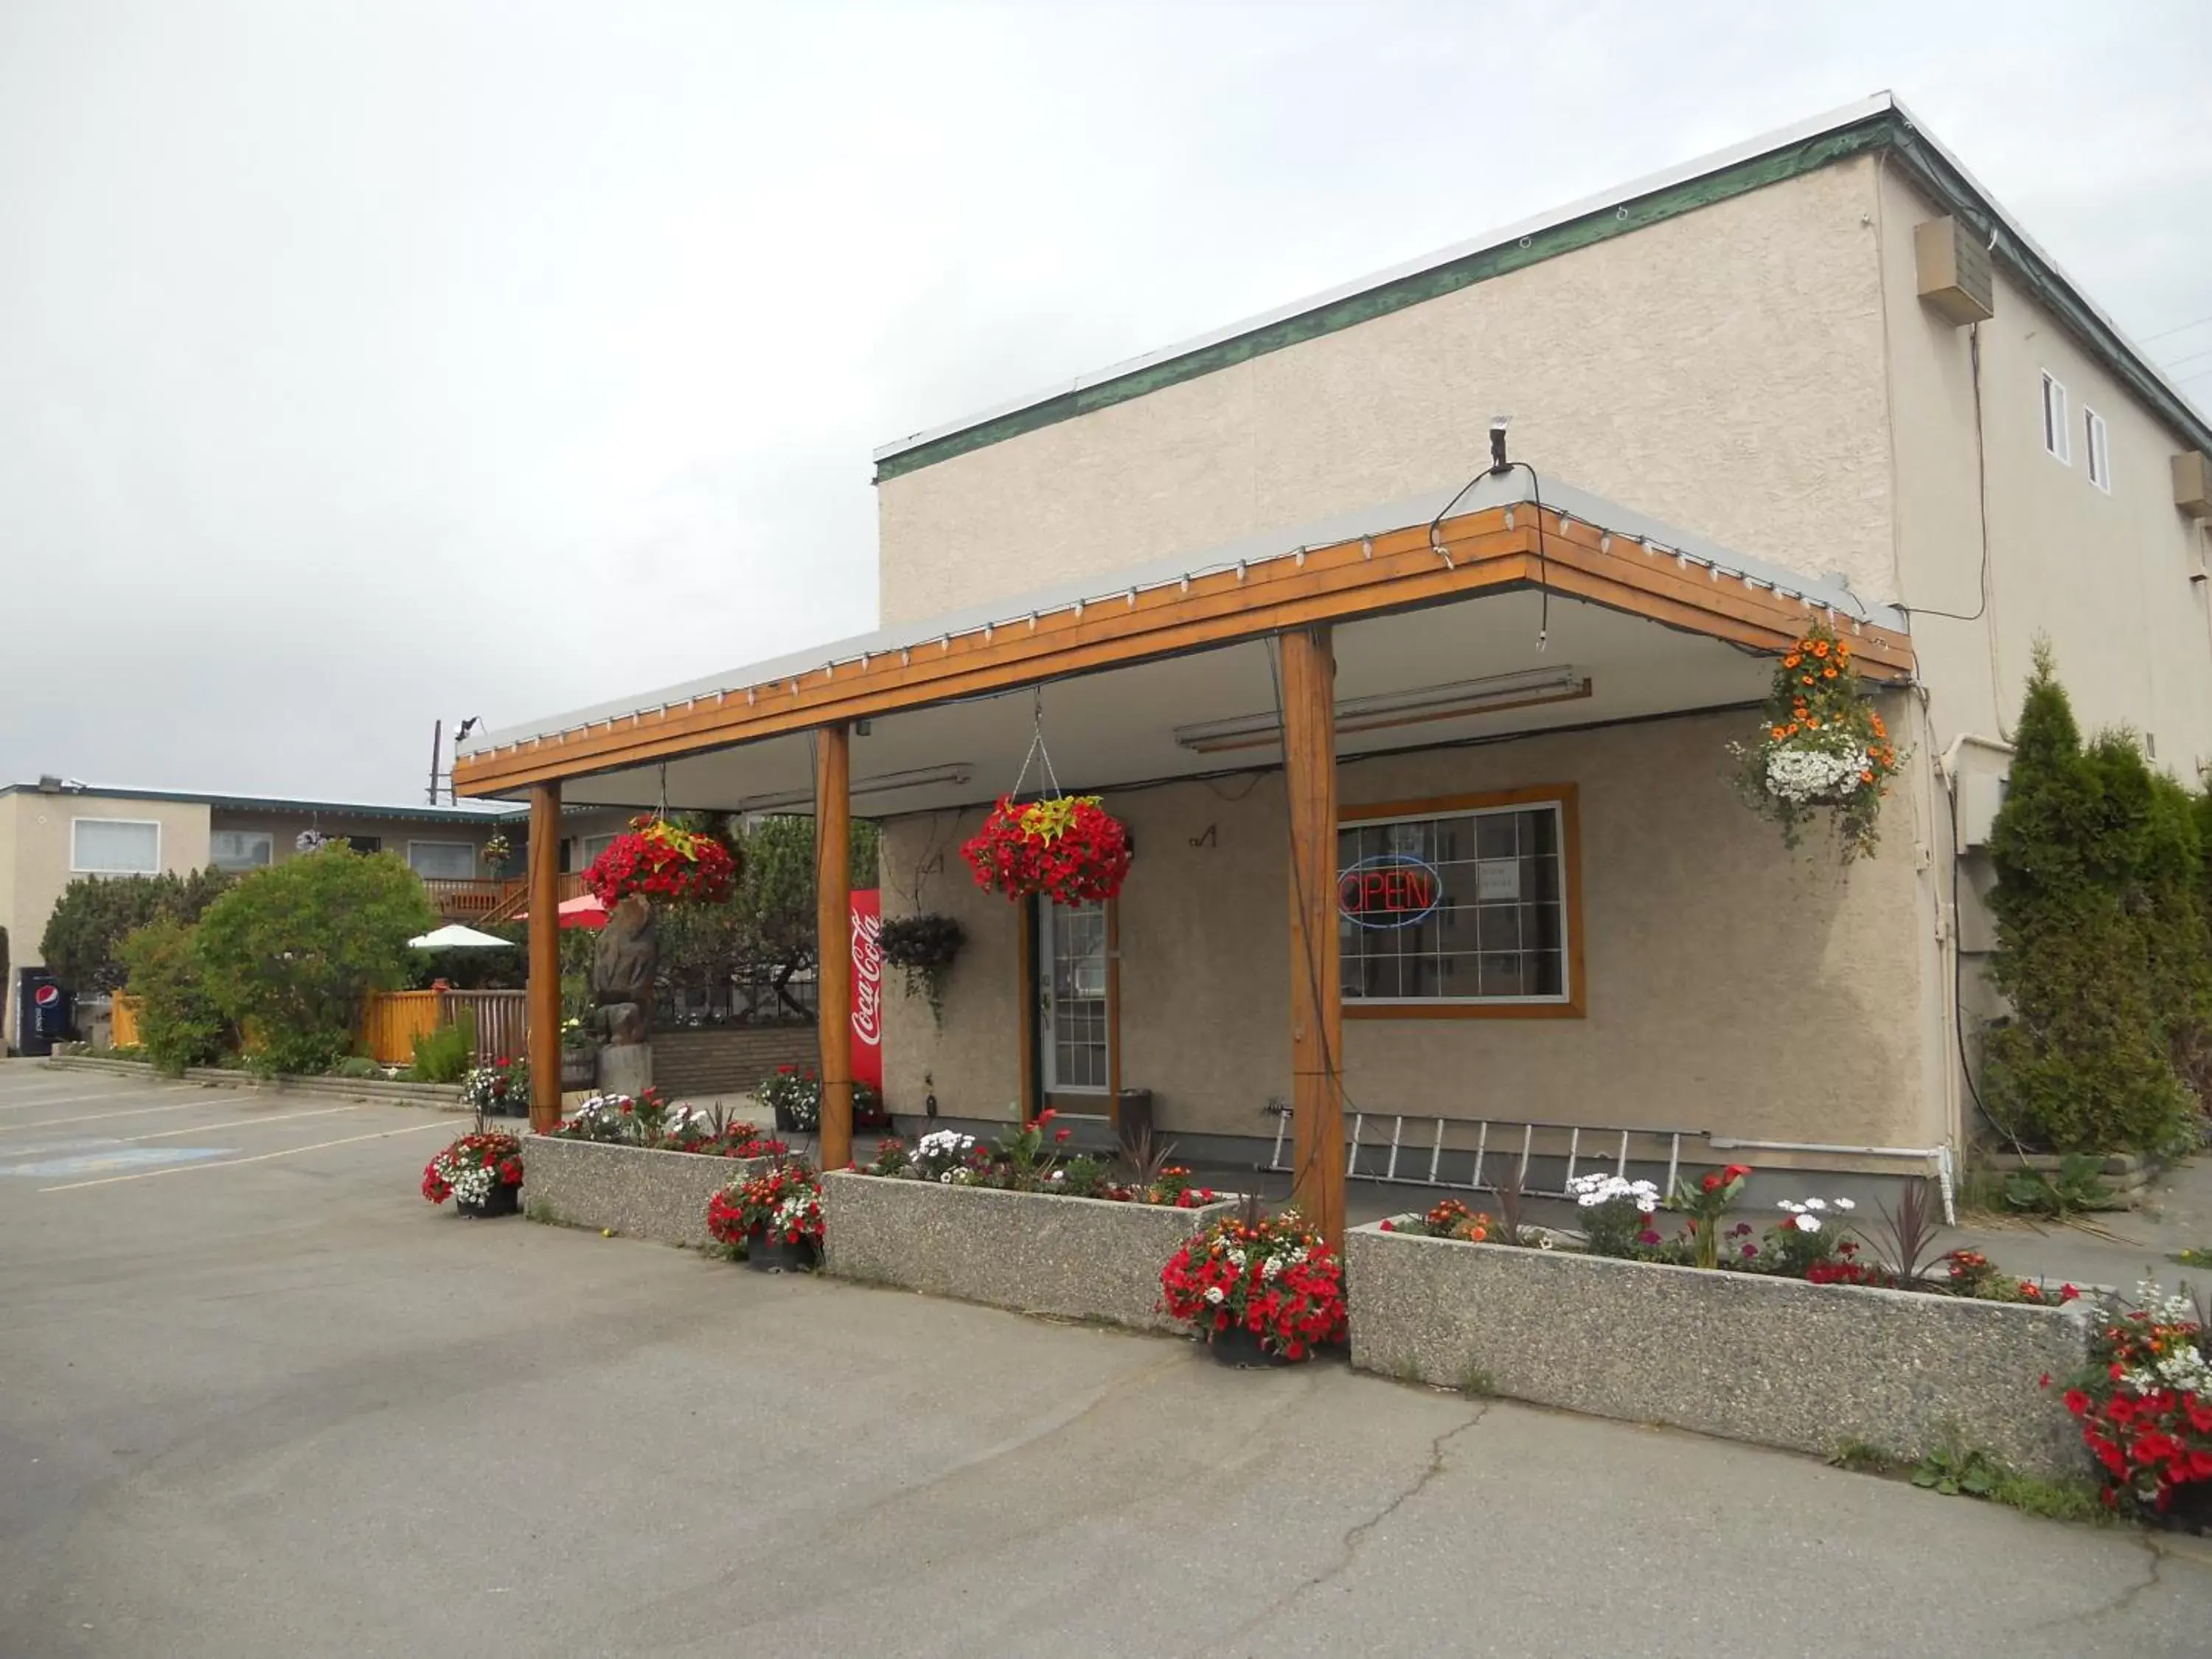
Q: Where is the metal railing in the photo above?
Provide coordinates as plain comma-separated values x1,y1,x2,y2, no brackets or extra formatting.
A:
1264,1107,1703,1202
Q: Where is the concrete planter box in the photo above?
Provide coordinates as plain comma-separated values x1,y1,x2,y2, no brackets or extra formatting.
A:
44,1054,465,1111
821,1172,1237,1335
521,1135,770,1248
1345,1222,2093,1477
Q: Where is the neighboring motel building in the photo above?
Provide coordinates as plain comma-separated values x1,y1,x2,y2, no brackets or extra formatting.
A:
0,779,636,1050
456,95,2212,1235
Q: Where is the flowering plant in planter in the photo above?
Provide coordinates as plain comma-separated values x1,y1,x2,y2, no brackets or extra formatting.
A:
1379,1197,1495,1242
460,1055,529,1116
583,815,739,907
547,1091,787,1158
1159,1203,1346,1360
1729,622,1903,861
1666,1163,1752,1270
2058,1281,2212,1529
754,1065,886,1133
961,794,1133,906
421,1130,524,1211
706,1157,824,1256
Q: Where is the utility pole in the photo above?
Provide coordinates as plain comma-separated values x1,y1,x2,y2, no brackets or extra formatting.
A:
426,719,442,805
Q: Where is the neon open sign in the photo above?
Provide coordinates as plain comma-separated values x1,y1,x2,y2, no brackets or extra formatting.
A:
1338,853,1444,931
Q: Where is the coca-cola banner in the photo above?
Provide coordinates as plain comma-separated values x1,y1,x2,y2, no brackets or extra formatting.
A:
849,888,884,1091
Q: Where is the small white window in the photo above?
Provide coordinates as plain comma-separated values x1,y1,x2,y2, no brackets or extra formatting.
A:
2084,408,2110,493
2040,372,2070,464
210,830,273,871
407,841,477,880
72,818,161,874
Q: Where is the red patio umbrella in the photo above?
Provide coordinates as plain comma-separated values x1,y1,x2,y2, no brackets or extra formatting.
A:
513,892,609,930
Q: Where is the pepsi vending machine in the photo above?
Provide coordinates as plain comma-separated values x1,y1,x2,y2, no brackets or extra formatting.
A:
15,967,71,1056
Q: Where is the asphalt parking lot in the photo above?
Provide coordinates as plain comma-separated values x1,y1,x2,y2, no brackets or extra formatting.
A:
4,1058,2210,1659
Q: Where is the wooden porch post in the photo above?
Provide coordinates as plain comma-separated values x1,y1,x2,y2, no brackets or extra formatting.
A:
526,780,562,1133
1280,625,1346,1249
815,722,855,1172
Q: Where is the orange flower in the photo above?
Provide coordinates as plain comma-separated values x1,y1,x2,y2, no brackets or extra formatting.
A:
1807,717,1820,728
1860,770,1874,783
1870,714,1886,737
1784,654,1801,667
1771,726,1789,740
1786,723,1800,736
1801,675,1815,686
1813,641,1830,658
1823,667,1837,679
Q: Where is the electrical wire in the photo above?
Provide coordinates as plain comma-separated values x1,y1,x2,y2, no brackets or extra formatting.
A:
1895,323,1992,626
1429,457,1552,648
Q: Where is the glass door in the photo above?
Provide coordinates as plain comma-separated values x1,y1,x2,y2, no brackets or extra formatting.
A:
1039,897,1109,1094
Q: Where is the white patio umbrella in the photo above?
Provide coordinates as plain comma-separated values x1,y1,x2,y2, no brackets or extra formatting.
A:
408,923,517,950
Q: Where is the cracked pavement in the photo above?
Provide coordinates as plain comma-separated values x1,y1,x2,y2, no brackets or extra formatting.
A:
4,1060,2211,1658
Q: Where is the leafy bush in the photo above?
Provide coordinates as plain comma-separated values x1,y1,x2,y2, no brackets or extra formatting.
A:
41,867,233,995
193,846,438,1076
116,919,228,1074
1980,644,2199,1155
410,1014,477,1084
330,1056,386,1079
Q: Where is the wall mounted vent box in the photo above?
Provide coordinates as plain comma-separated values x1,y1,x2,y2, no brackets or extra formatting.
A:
1914,217,1995,325
2174,451,2212,522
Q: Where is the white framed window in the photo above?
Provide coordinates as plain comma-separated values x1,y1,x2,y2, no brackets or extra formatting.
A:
2084,408,2111,493
72,818,161,875
2040,371,2070,464
578,833,620,868
406,841,477,880
209,830,273,871
1337,788,1581,1012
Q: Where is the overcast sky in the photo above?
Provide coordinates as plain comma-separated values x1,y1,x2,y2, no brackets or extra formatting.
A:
4,1,2208,803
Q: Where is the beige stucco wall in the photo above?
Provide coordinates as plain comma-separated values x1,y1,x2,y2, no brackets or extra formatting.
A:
1877,165,2212,771
879,709,1935,1152
879,159,1896,625
0,790,214,1044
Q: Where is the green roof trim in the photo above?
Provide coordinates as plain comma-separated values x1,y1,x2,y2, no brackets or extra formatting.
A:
874,106,2211,484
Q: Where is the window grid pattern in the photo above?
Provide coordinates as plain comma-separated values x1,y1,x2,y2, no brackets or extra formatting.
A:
1048,900,1109,1089
72,818,160,874
1339,804,1567,1003
407,841,477,880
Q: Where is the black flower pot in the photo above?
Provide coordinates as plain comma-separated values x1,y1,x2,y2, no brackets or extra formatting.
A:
771,1104,798,1133
2161,1481,2212,1536
458,1182,521,1219
745,1228,818,1273
1207,1325,1298,1368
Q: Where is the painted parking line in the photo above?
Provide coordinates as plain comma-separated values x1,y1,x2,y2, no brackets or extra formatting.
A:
0,1110,359,1169
38,1119,451,1192
0,1088,209,1113
6,1147,237,1179
112,1105,358,1141
0,1101,231,1134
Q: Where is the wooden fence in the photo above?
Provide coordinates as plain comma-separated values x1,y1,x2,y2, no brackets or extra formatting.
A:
111,989,527,1067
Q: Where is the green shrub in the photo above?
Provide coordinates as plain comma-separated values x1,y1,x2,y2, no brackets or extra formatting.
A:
41,867,233,995
330,1055,386,1079
1980,644,2198,1154
117,919,228,1075
409,1015,476,1084
194,846,438,1076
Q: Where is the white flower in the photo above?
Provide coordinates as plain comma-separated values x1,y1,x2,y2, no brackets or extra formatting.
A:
1833,1197,1856,1211
1792,1214,1821,1234
1203,1286,1225,1304
1764,744,1871,805
1803,1198,1828,1212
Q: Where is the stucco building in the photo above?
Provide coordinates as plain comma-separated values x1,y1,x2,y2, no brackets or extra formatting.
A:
456,95,2212,1228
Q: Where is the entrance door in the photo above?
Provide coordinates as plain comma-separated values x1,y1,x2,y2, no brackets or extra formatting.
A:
1038,897,1109,1096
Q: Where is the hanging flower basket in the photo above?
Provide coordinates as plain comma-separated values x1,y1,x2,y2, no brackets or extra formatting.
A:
583,815,739,907
879,913,965,1024
961,795,1133,906
1728,623,1904,862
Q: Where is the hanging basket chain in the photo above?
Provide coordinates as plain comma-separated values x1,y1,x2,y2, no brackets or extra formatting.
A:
1006,685,1065,803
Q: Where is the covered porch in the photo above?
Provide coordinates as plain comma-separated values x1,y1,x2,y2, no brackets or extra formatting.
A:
454,473,1914,1245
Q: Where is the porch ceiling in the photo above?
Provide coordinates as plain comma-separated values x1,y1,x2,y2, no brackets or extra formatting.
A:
456,472,1912,807
538,587,1823,817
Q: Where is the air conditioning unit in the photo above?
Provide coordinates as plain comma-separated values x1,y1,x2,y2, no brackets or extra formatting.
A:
2174,451,2212,522
1914,217,1995,326
1955,772,2006,854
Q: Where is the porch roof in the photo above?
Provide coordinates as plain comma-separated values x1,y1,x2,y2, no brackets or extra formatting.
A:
453,472,1910,811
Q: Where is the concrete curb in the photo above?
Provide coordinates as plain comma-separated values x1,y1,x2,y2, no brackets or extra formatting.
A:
821,1172,1237,1335
520,1135,771,1248
1345,1220,2093,1477
42,1053,470,1113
